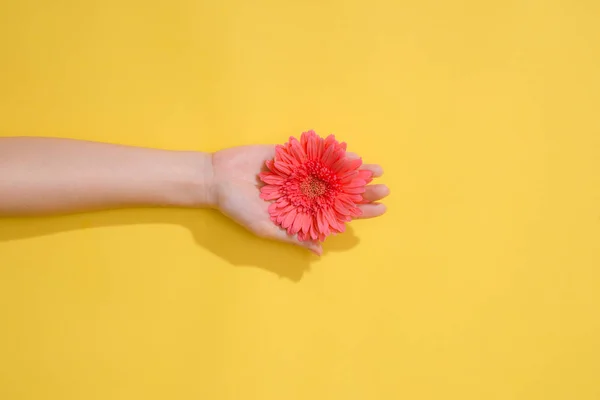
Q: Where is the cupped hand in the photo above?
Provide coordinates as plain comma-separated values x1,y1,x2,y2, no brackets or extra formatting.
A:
212,145,389,255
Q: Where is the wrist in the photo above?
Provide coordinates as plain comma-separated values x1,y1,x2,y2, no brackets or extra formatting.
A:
187,151,218,208
163,151,217,209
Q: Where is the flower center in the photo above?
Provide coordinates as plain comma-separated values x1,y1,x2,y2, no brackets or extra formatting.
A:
300,176,327,199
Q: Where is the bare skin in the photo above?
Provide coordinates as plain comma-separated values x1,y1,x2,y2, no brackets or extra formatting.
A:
213,145,388,255
0,137,389,255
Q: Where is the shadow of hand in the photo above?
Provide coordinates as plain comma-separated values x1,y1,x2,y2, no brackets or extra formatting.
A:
0,208,360,281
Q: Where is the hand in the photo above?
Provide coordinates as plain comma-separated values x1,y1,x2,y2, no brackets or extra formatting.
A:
212,145,389,255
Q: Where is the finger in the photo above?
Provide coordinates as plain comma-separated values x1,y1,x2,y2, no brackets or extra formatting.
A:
362,184,390,203
345,152,384,177
270,225,323,256
356,203,387,219
360,164,384,178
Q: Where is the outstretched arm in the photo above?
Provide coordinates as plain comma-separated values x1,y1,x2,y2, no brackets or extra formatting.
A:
0,136,388,254
0,137,215,216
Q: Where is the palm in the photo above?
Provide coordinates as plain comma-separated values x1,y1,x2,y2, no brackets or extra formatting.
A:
212,145,388,255
213,145,278,238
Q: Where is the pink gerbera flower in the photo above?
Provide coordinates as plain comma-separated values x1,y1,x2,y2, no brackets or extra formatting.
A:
259,130,372,242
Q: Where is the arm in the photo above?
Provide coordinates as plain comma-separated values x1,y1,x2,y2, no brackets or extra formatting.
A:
0,137,215,216
0,136,388,255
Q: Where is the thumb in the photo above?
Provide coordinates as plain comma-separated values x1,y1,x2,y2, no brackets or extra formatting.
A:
300,240,323,256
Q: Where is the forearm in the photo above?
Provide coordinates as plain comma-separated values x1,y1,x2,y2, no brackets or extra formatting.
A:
0,137,215,216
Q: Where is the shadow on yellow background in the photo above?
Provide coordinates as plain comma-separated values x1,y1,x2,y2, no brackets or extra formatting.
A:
0,209,359,281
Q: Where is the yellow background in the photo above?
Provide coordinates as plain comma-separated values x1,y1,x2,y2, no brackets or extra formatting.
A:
1,0,599,399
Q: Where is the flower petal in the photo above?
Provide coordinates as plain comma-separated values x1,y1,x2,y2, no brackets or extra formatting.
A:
265,160,285,177
284,203,297,213
342,186,367,194
261,185,280,194
358,170,374,183
335,157,362,173
339,170,359,183
266,159,276,172
258,171,270,182
282,209,297,230
260,190,282,200
289,137,306,161
346,178,367,188
334,199,351,215
301,131,309,150
268,203,279,214
350,207,363,217
297,231,308,242
274,161,292,175
291,212,304,234
261,174,285,185
282,210,296,232
338,196,362,217
324,209,344,232
334,217,347,233
317,210,330,235
338,194,357,207
316,136,324,159
321,145,338,167
309,222,318,240
302,214,312,234
277,211,288,224
324,135,337,148
276,145,299,166
307,134,316,159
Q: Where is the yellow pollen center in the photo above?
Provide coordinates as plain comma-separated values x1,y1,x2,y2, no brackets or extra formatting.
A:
300,176,327,198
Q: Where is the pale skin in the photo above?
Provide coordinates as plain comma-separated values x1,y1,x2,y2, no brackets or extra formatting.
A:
0,137,389,255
